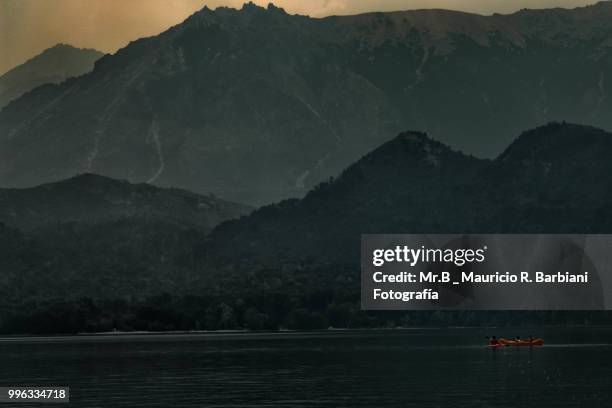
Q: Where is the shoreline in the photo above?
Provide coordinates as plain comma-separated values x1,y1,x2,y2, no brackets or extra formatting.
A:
0,324,611,341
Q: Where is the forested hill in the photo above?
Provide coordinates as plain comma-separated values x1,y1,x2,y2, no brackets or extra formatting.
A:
207,122,612,270
0,173,251,231
2,123,612,333
196,122,612,329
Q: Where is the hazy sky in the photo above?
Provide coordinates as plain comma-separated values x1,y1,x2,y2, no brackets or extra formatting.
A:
0,0,599,75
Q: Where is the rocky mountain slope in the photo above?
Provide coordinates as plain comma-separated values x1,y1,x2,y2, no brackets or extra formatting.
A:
0,44,103,109
1,3,611,205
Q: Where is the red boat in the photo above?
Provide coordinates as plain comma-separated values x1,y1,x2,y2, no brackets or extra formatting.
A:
498,338,544,346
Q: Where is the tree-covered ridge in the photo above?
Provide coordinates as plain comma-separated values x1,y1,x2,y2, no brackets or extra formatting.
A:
0,173,251,231
2,123,612,333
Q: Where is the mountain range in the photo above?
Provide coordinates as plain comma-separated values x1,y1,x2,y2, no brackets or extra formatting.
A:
1,122,611,332
0,44,103,110
1,2,612,204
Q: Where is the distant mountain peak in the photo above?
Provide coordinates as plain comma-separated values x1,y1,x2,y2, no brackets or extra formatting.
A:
48,43,76,51
16,43,103,69
0,44,103,109
266,3,287,13
47,43,94,52
303,129,483,205
241,1,259,10
236,2,285,12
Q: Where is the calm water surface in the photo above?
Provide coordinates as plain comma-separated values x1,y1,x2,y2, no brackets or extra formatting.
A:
0,327,611,407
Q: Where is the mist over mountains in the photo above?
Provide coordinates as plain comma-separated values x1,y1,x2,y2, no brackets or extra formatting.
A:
1,2,612,204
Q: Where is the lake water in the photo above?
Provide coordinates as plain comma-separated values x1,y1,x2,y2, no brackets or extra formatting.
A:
0,327,611,407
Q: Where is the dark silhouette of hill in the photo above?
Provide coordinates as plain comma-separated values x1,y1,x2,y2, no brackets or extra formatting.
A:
206,131,485,266
196,123,612,329
0,174,251,331
0,173,251,231
2,3,612,204
2,123,612,333
208,123,612,271
0,44,103,109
